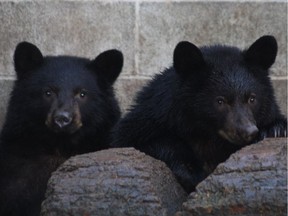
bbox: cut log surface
[41,147,187,216]
[177,138,287,216]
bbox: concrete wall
[0,0,287,129]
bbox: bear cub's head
[173,36,278,145]
[13,42,123,134]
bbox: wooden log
[41,147,187,216]
[177,138,287,216]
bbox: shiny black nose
[244,125,259,141]
[54,112,72,128]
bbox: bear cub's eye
[80,92,86,98]
[78,90,87,99]
[216,96,225,105]
[44,90,53,97]
[248,94,256,104]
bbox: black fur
[112,35,287,193]
[0,42,123,216]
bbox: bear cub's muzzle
[45,102,82,134]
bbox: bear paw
[260,119,287,139]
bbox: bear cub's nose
[54,111,73,128]
[244,125,259,141]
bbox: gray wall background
[0,0,287,129]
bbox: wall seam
[134,0,140,75]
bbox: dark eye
[44,90,52,97]
[79,90,87,98]
[216,96,225,105]
[248,94,256,104]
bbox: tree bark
[41,148,187,216]
[177,138,287,216]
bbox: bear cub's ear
[173,41,206,79]
[14,41,44,80]
[90,49,123,85]
[244,35,277,70]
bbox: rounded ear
[173,41,205,78]
[14,41,44,80]
[90,49,123,85]
[244,35,277,70]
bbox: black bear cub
[0,42,123,216]
[112,35,287,193]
